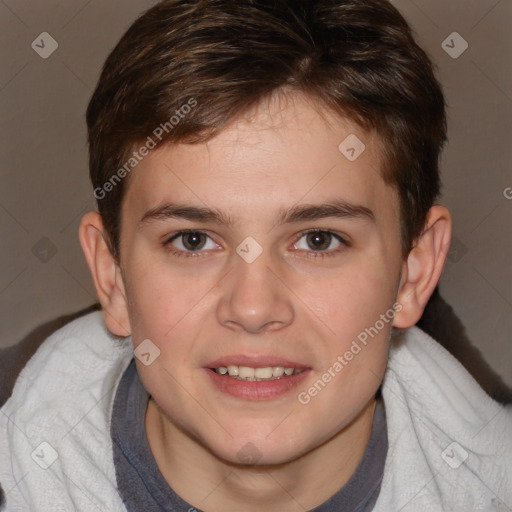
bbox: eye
[292,229,348,257]
[164,230,219,257]
[163,228,349,260]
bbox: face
[118,92,404,465]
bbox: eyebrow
[138,198,375,228]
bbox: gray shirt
[111,359,387,511]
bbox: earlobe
[393,205,452,329]
[78,211,131,337]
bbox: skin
[80,91,451,511]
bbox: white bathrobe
[1,311,511,511]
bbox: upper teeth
[215,365,300,380]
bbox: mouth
[204,358,311,400]
[209,365,305,381]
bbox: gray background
[1,0,511,386]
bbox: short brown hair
[86,0,446,262]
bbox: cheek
[124,258,208,335]
[303,275,393,403]
[123,261,219,376]
[299,264,397,340]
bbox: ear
[78,211,131,337]
[393,205,452,329]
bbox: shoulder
[0,305,102,408]
[375,326,512,511]
[385,325,512,439]
[1,310,134,419]
[0,311,133,511]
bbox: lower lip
[204,368,311,400]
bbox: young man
[1,0,511,511]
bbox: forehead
[122,93,399,229]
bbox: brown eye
[180,232,207,251]
[306,231,332,251]
[294,229,350,257]
[165,230,218,256]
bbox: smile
[212,365,304,381]
[205,365,311,400]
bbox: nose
[216,249,294,334]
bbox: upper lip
[205,355,310,369]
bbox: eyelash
[162,229,349,260]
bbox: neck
[145,397,377,512]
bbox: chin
[206,431,312,468]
